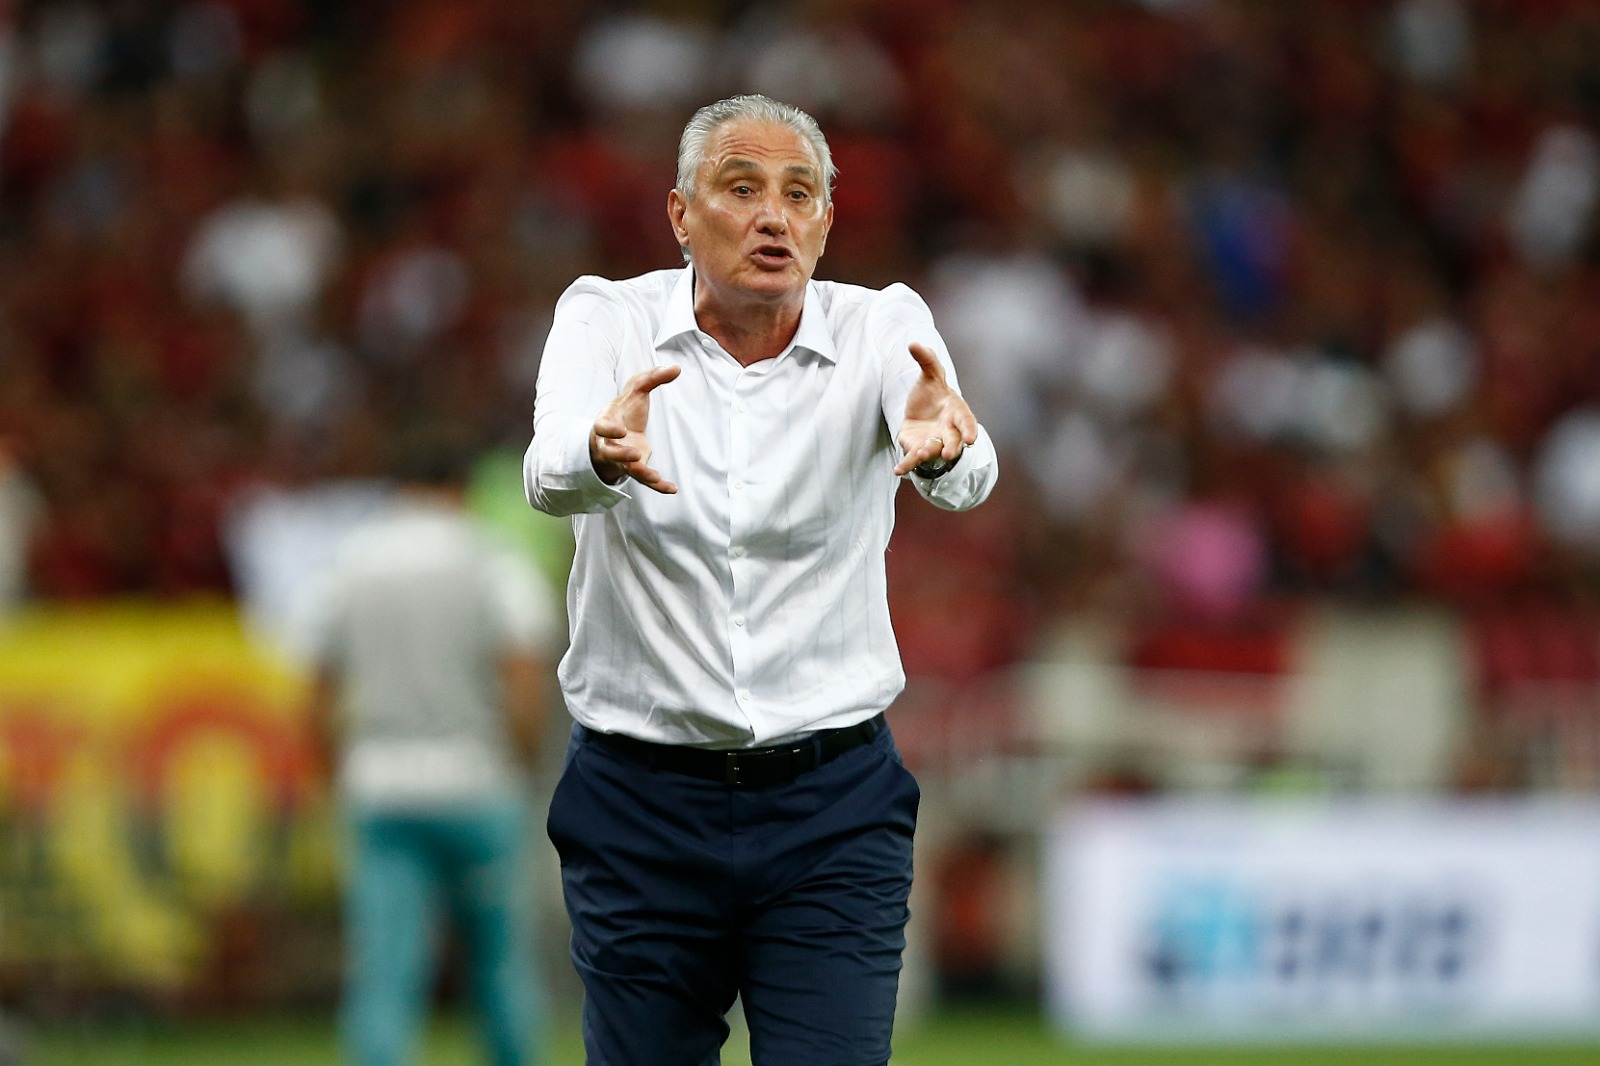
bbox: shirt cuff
[528,419,632,515]
[908,425,997,511]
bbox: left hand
[894,342,979,476]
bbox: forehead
[698,119,820,176]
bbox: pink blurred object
[1141,500,1268,625]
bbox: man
[524,94,998,1065]
[306,433,558,1066]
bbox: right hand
[893,342,978,476]
[591,364,682,493]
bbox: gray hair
[675,94,835,205]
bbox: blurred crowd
[1,0,1600,676]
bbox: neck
[693,281,805,367]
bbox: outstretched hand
[894,342,978,476]
[592,364,682,493]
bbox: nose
[754,191,788,234]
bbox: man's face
[668,118,833,314]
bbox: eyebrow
[715,158,819,185]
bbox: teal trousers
[341,797,541,1066]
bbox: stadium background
[2,0,1600,1061]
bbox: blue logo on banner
[1140,876,1482,1013]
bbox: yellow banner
[0,601,336,996]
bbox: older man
[525,94,998,1065]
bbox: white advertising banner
[1045,798,1600,1042]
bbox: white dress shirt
[524,266,998,748]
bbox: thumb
[631,363,683,397]
[908,342,945,380]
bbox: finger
[959,398,979,434]
[946,419,977,457]
[628,363,683,396]
[593,416,627,440]
[907,342,945,380]
[922,430,961,463]
[892,451,938,476]
[600,444,643,466]
[627,463,677,494]
[892,434,944,476]
[946,400,979,450]
[924,426,960,461]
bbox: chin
[740,274,803,297]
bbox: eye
[788,189,810,202]
[732,184,753,196]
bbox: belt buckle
[724,745,807,787]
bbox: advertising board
[1046,798,1600,1041]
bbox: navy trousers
[547,722,920,1066]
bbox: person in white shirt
[307,433,557,1066]
[524,93,998,1066]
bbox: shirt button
[738,689,752,703]
[733,614,746,627]
[736,402,748,414]
[732,480,744,492]
[732,546,746,558]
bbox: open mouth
[751,245,793,268]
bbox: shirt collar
[653,266,700,349]
[653,265,838,364]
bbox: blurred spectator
[571,11,714,116]
[304,429,558,1066]
[1183,166,1295,326]
[722,1,906,128]
[1508,124,1600,273]
[1534,405,1600,582]
[1137,494,1269,627]
[1384,315,1478,419]
[355,239,469,364]
[1389,0,1471,90]
[1207,343,1387,457]
[181,182,340,337]
[0,0,1596,641]
[927,240,1086,458]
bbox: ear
[818,199,834,257]
[667,189,690,251]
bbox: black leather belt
[585,713,886,788]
